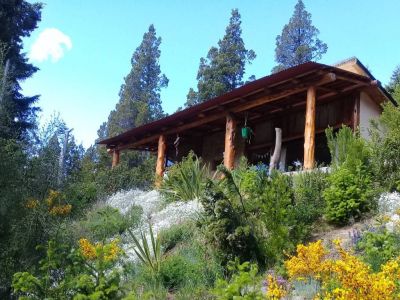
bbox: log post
[304,86,316,169]
[269,128,282,170]
[111,149,120,168]
[224,114,237,170]
[155,134,167,187]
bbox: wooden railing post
[224,114,237,170]
[155,134,167,187]
[304,86,316,169]
[111,149,120,168]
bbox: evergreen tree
[0,0,43,140]
[185,9,256,107]
[273,0,327,73]
[107,25,168,137]
[387,65,400,97]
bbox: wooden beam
[304,86,316,169]
[224,114,237,170]
[155,134,167,187]
[111,149,120,168]
[117,73,336,151]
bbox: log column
[304,86,316,170]
[155,134,167,187]
[224,114,237,170]
[111,149,120,168]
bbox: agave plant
[127,222,162,273]
[160,151,208,202]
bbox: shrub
[356,228,400,272]
[213,260,264,299]
[324,164,375,225]
[370,102,400,191]
[158,222,194,253]
[290,169,328,242]
[280,239,400,299]
[159,254,192,290]
[160,151,208,202]
[324,126,375,225]
[78,204,142,241]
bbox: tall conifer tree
[106,25,168,137]
[185,9,256,107]
[0,0,42,140]
[273,0,327,73]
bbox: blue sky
[22,0,400,148]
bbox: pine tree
[107,25,168,137]
[185,9,256,107]
[0,0,43,140]
[387,65,400,96]
[273,0,327,72]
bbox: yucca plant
[127,222,162,273]
[160,151,208,202]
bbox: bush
[290,169,328,242]
[356,228,400,272]
[158,222,194,253]
[324,126,375,225]
[370,102,400,191]
[159,255,192,290]
[240,168,294,265]
[213,260,264,299]
[160,151,208,202]
[77,204,142,241]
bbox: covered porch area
[98,61,386,182]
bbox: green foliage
[128,223,162,274]
[357,228,400,272]
[160,151,208,202]
[370,102,400,191]
[290,168,328,243]
[213,260,263,299]
[0,0,43,140]
[185,9,255,106]
[200,161,295,267]
[324,126,375,225]
[77,205,142,241]
[273,0,327,72]
[158,222,194,253]
[106,24,168,136]
[12,239,124,300]
[159,255,192,290]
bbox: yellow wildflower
[104,239,121,262]
[49,204,72,216]
[285,240,331,280]
[79,238,97,260]
[266,274,286,300]
[25,198,39,209]
[46,189,60,207]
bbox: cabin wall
[359,91,381,139]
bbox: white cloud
[29,28,72,63]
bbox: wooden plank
[155,135,166,187]
[224,114,236,170]
[117,73,337,151]
[353,94,360,130]
[304,86,316,169]
[111,149,120,168]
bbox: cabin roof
[98,59,395,151]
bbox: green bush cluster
[324,126,375,225]
[290,168,328,243]
[357,228,400,272]
[74,205,143,241]
[160,151,208,202]
[370,102,400,191]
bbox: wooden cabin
[98,58,395,179]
